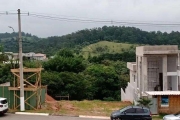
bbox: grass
[9,100,163,119]
[80,41,138,58]
[30,100,132,116]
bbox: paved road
[0,113,109,120]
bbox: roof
[145,91,180,95]
[33,54,46,57]
[136,45,179,56]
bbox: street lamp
[8,23,25,111]
[8,26,18,60]
[8,26,15,33]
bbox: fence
[0,86,46,110]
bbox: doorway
[150,98,158,114]
[159,73,163,91]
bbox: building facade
[121,45,180,114]
[12,52,47,61]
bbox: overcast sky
[0,0,180,38]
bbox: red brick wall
[158,95,180,114]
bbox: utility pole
[18,9,25,111]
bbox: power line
[25,11,180,24]
[25,13,180,27]
[2,10,180,27]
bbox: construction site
[0,67,60,111]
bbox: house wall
[158,95,180,114]
[137,56,142,93]
[121,82,135,103]
[147,57,160,91]
[172,76,178,90]
[167,55,177,72]
[130,70,137,89]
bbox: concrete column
[163,55,167,91]
[177,53,180,90]
[139,56,142,94]
[136,56,139,89]
[143,56,148,92]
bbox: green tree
[137,97,152,108]
[44,49,85,73]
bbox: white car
[163,112,180,120]
[0,97,8,114]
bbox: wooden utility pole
[18,9,25,111]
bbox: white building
[12,52,47,61]
[121,45,180,114]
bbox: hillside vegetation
[0,32,40,53]
[1,26,180,56]
[0,26,180,101]
[81,41,138,58]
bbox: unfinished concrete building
[121,45,180,114]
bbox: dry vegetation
[11,98,162,120]
[36,100,131,116]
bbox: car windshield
[119,107,129,112]
[0,99,7,104]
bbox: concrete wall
[127,62,136,71]
[137,56,142,92]
[147,57,160,91]
[121,82,135,103]
[167,55,177,72]
[136,47,144,56]
[121,88,126,101]
[130,71,137,89]
[136,45,179,56]
[172,76,178,91]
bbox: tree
[137,97,152,108]
[43,49,86,73]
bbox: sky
[0,0,180,38]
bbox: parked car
[110,106,152,120]
[0,97,8,115]
[163,111,180,120]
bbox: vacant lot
[41,100,131,116]
[9,96,162,120]
[28,100,162,120]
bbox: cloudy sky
[0,0,180,38]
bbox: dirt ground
[42,94,131,116]
[35,94,161,119]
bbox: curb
[50,113,79,117]
[15,112,49,116]
[14,112,110,119]
[79,115,109,119]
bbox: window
[0,99,7,104]
[126,108,136,113]
[134,75,136,82]
[161,95,169,107]
[143,109,148,113]
[136,108,144,113]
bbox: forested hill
[1,26,180,56]
[0,32,40,53]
